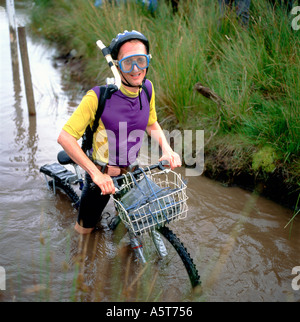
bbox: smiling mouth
[121,70,144,88]
[129,72,142,79]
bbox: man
[57,30,181,234]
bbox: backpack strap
[142,79,152,103]
[92,84,120,132]
[81,84,117,154]
[91,85,107,133]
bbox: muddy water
[0,1,299,302]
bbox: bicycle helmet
[109,30,150,60]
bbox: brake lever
[158,160,170,170]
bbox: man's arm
[57,129,115,194]
[146,121,181,169]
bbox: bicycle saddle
[57,150,75,165]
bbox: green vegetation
[29,0,299,209]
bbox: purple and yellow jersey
[63,79,157,166]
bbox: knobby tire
[157,225,201,288]
[48,179,80,208]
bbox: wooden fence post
[6,0,21,93]
[17,26,36,116]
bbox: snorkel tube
[96,40,121,90]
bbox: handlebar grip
[158,159,170,169]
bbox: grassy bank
[29,0,299,209]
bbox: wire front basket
[113,168,188,235]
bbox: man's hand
[92,172,115,195]
[159,150,181,170]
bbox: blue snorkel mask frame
[115,54,152,73]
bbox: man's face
[117,40,147,89]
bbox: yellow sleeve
[147,81,157,126]
[62,90,98,140]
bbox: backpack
[81,81,152,155]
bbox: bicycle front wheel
[138,225,200,300]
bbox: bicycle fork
[129,229,168,264]
[151,229,168,257]
[129,231,146,263]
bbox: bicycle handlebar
[112,160,169,185]
[90,160,170,193]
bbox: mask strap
[121,75,145,110]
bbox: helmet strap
[120,72,146,110]
[121,72,141,89]
[120,66,148,89]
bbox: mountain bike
[40,151,201,288]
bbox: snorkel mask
[115,54,152,73]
